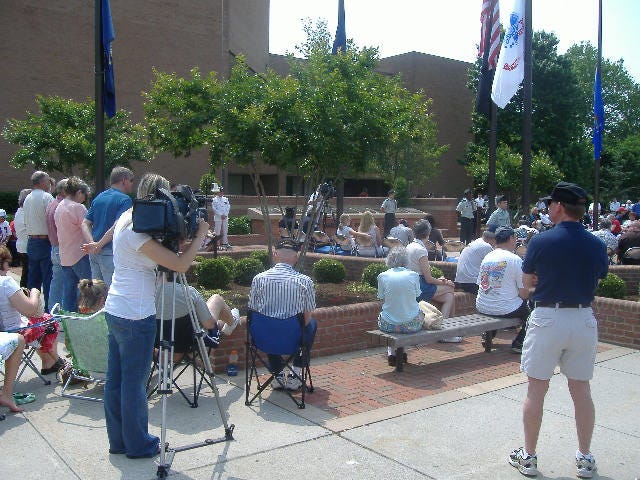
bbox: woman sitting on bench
[406,220,461,343]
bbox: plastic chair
[245,310,313,409]
[55,308,108,402]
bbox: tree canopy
[2,95,151,178]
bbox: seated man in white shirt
[476,227,530,353]
[454,229,496,294]
[388,218,414,246]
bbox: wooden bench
[366,313,521,371]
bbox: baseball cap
[541,181,587,206]
[494,226,515,243]
[275,239,300,252]
[0,209,5,218]
[617,206,627,213]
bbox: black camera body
[132,185,207,247]
[319,182,336,199]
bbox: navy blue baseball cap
[541,181,587,206]
[494,226,515,243]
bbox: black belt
[534,302,591,309]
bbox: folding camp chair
[5,316,62,386]
[245,310,313,409]
[146,316,216,408]
[54,308,108,402]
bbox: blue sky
[269,0,639,82]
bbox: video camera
[132,185,208,249]
[319,181,336,199]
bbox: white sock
[523,449,535,458]
[576,449,593,460]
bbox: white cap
[211,182,221,193]
[0,209,6,217]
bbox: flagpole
[95,0,105,193]
[593,0,603,228]
[521,0,532,217]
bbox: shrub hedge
[195,258,231,290]
[233,257,264,286]
[596,272,627,299]
[361,262,388,288]
[313,258,346,283]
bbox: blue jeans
[61,256,91,312]
[27,238,52,310]
[49,246,64,311]
[89,245,114,289]
[104,313,159,457]
[268,318,318,374]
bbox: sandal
[12,392,36,405]
[41,358,66,375]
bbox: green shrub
[430,265,444,279]
[250,250,271,270]
[228,215,251,235]
[596,272,626,299]
[346,282,377,295]
[217,255,236,278]
[361,262,388,288]
[234,257,264,286]
[194,258,231,290]
[313,258,346,283]
[194,255,206,263]
[392,176,409,207]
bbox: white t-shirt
[476,248,524,316]
[336,225,356,248]
[14,208,28,253]
[23,189,54,235]
[0,220,11,244]
[377,267,421,325]
[105,210,157,320]
[0,275,27,331]
[455,238,493,284]
[406,239,429,276]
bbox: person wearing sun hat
[508,181,608,478]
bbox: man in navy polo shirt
[508,182,607,479]
[81,167,134,288]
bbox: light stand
[154,269,234,479]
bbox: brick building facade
[1,0,473,199]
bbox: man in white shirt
[476,227,530,353]
[22,171,55,309]
[389,219,414,245]
[454,229,495,294]
[211,183,231,249]
[608,198,620,213]
[456,189,477,245]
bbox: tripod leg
[177,273,233,436]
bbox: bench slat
[366,314,521,348]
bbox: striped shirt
[248,263,315,319]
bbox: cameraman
[98,173,209,460]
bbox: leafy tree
[2,95,151,178]
[143,68,222,158]
[465,143,563,204]
[600,134,640,201]
[565,42,640,143]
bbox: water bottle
[226,349,239,376]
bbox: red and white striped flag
[479,0,501,69]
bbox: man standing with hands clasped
[508,182,608,478]
[380,189,398,237]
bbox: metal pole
[521,0,533,215]
[593,0,603,228]
[488,103,497,214]
[95,0,105,193]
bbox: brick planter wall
[592,296,640,349]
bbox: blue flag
[592,67,604,160]
[332,0,346,54]
[102,0,116,118]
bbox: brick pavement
[281,331,610,418]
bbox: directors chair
[245,310,313,409]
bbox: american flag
[479,0,501,70]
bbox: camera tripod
[154,270,234,479]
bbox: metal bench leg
[482,331,493,352]
[395,347,405,372]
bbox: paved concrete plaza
[1,333,638,479]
